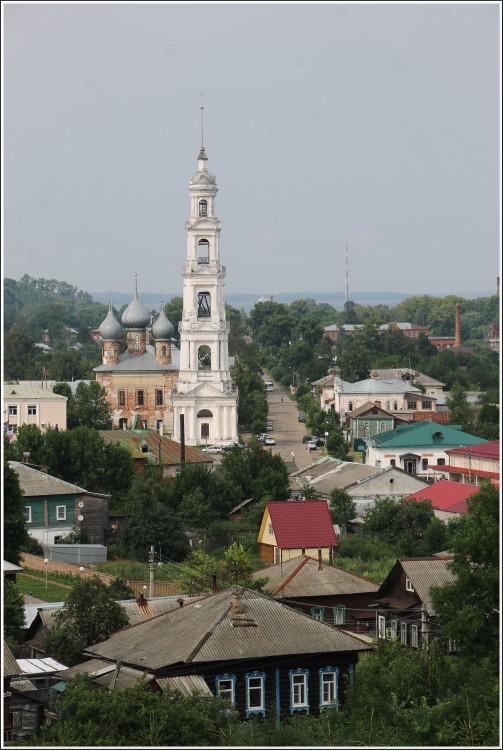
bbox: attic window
[405,577,414,592]
[433,431,444,440]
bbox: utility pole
[149,545,155,599]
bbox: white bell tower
[172,106,238,446]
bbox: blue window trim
[319,667,339,710]
[215,673,236,705]
[332,604,346,625]
[245,671,266,717]
[289,668,310,714]
[310,606,324,621]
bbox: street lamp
[44,558,48,590]
[79,566,85,577]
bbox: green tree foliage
[163,296,183,344]
[45,576,129,666]
[446,383,474,431]
[474,390,500,439]
[231,354,267,431]
[3,325,38,380]
[37,679,230,746]
[220,442,290,501]
[107,578,136,600]
[3,580,26,644]
[362,496,435,556]
[66,380,113,429]
[3,456,29,565]
[329,488,356,526]
[430,482,499,661]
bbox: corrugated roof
[407,480,479,514]
[399,558,456,614]
[17,657,67,675]
[336,378,421,395]
[9,462,95,498]
[4,641,21,677]
[370,421,489,449]
[252,556,379,596]
[3,384,67,400]
[290,460,380,496]
[446,440,500,461]
[10,678,37,693]
[267,501,338,549]
[3,560,24,572]
[157,675,212,696]
[94,348,180,372]
[85,587,371,671]
[99,430,212,466]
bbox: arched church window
[134,336,141,350]
[199,200,208,217]
[198,292,211,318]
[197,409,213,418]
[161,346,167,357]
[197,239,209,264]
[198,345,211,370]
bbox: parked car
[266,422,274,431]
[298,413,307,423]
[264,436,276,445]
[256,433,268,442]
[222,442,245,450]
[307,440,318,450]
[302,434,314,443]
[315,437,326,446]
[202,445,222,453]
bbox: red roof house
[407,479,479,517]
[432,440,500,487]
[257,500,337,565]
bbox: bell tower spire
[172,106,238,446]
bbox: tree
[67,380,112,429]
[220,442,290,501]
[3,325,38,380]
[362,496,435,555]
[4,580,26,644]
[430,482,499,660]
[107,578,136,600]
[446,383,473,432]
[3,456,29,565]
[329,488,356,526]
[45,576,129,666]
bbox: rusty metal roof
[84,588,371,672]
[252,555,379,597]
[99,430,213,466]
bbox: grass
[331,555,396,585]
[15,572,72,602]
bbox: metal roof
[370,421,489,449]
[267,501,338,549]
[10,462,99,498]
[290,460,378,495]
[407,479,479,515]
[252,555,379,596]
[3,384,67,400]
[94,348,180,372]
[446,440,500,461]
[84,588,371,671]
[3,560,24,572]
[17,657,68,675]
[382,558,456,615]
[98,430,213,466]
[335,378,421,395]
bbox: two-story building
[3,385,67,437]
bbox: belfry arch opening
[197,291,211,318]
[198,345,211,370]
[198,199,208,217]
[197,239,209,264]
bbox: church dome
[98,304,123,341]
[121,288,151,329]
[152,307,174,340]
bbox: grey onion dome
[121,291,151,329]
[98,304,124,341]
[152,307,174,340]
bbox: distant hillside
[91,289,493,312]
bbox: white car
[306,440,318,450]
[264,436,276,446]
[202,445,222,453]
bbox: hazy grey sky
[2,2,501,300]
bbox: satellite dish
[78,501,84,508]
[77,515,84,522]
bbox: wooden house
[252,555,379,635]
[61,587,372,720]
[257,500,337,564]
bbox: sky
[2,1,501,302]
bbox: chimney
[231,592,244,615]
[318,548,323,571]
[454,303,462,347]
[22,452,30,464]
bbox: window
[201,423,209,439]
[161,346,167,357]
[437,458,445,466]
[290,669,309,713]
[423,400,432,409]
[24,506,32,523]
[57,506,66,521]
[380,421,386,431]
[215,674,236,705]
[390,619,398,639]
[155,389,163,406]
[197,291,211,317]
[199,199,208,217]
[136,390,145,406]
[394,401,398,410]
[333,606,346,625]
[411,624,419,648]
[401,622,408,645]
[348,401,353,411]
[422,458,429,469]
[118,390,126,407]
[319,668,338,708]
[197,239,210,263]
[408,401,417,409]
[268,523,273,535]
[390,459,396,467]
[198,345,211,370]
[378,615,386,639]
[119,418,128,430]
[405,577,414,592]
[310,607,324,622]
[245,672,265,717]
[8,405,18,416]
[27,405,37,416]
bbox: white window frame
[290,669,309,713]
[8,405,18,416]
[27,404,37,416]
[24,506,32,523]
[245,672,265,717]
[215,674,236,706]
[405,577,415,592]
[411,624,419,648]
[56,505,67,521]
[319,668,338,709]
[310,606,324,622]
[401,622,408,645]
[390,619,398,639]
[378,615,386,639]
[333,605,346,625]
[268,522,273,535]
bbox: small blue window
[333,605,346,625]
[245,672,265,717]
[319,668,339,709]
[289,669,309,714]
[215,674,236,706]
[310,606,324,622]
